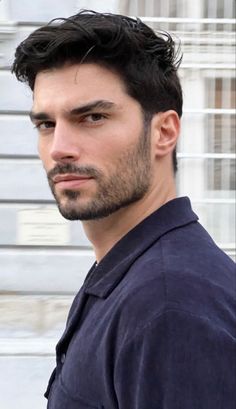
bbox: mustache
[47,163,101,181]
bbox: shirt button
[61,353,66,364]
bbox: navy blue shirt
[45,197,236,409]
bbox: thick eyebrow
[29,111,51,123]
[70,100,116,116]
[30,100,116,123]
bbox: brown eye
[84,113,106,123]
[35,121,55,130]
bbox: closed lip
[53,174,92,183]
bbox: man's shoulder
[159,219,235,292]
[128,218,235,289]
[117,220,235,338]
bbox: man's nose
[50,122,80,164]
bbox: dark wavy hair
[12,10,183,172]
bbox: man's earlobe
[152,110,180,157]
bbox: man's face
[32,63,152,220]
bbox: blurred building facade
[0,0,235,408]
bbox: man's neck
[82,182,176,263]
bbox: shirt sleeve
[114,308,235,409]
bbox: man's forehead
[33,62,123,87]
[33,63,127,103]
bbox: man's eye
[84,113,106,123]
[35,121,55,130]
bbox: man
[12,10,235,409]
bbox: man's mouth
[52,174,93,189]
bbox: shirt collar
[84,197,198,299]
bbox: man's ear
[151,110,180,157]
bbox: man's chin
[56,203,83,221]
[56,201,116,221]
[56,202,93,221]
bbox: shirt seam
[119,305,230,351]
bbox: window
[205,77,235,192]
[204,0,235,31]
